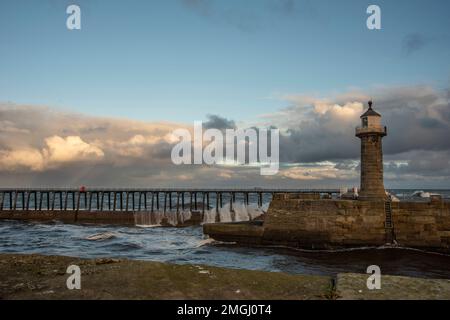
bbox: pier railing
[0,188,341,213]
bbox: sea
[0,189,449,279]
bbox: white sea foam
[196,238,216,247]
[201,202,266,225]
[412,190,431,198]
[135,224,161,228]
[85,232,116,241]
[134,201,267,227]
[264,244,450,256]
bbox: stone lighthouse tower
[356,101,387,200]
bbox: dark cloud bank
[1,85,449,188]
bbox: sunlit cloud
[1,83,449,188]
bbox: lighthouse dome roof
[360,101,381,118]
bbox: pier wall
[261,194,450,250]
[392,201,450,248]
[0,210,137,225]
[262,195,386,249]
[0,210,203,226]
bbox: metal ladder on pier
[384,201,396,243]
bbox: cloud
[253,85,450,187]
[1,84,450,188]
[268,0,317,19]
[0,148,45,172]
[180,0,260,32]
[181,0,211,17]
[0,104,254,187]
[402,33,432,56]
[280,162,358,181]
[0,104,183,172]
[260,85,450,165]
[203,114,236,130]
[43,136,104,163]
[273,0,296,15]
[0,135,104,172]
[180,0,316,32]
[0,120,30,134]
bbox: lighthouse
[356,101,387,200]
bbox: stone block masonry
[262,195,387,249]
[392,201,450,249]
[260,194,450,251]
[358,134,386,200]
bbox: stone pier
[204,193,450,252]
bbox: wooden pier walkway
[0,188,340,213]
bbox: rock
[42,290,54,295]
[336,273,450,300]
[94,258,121,265]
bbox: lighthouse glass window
[362,117,368,127]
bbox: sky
[0,0,449,188]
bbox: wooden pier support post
[0,192,4,211]
[100,192,104,211]
[156,192,160,210]
[51,192,56,210]
[113,192,117,211]
[76,192,81,212]
[144,192,147,211]
[230,193,233,212]
[202,192,205,214]
[125,192,129,212]
[169,192,172,211]
[30,192,34,211]
[190,193,193,211]
[176,192,180,214]
[56,192,60,210]
[58,192,63,210]
[25,192,31,211]
[138,192,142,211]
[21,192,25,211]
[163,192,167,213]
[88,192,93,211]
[39,192,43,211]
[64,192,69,210]
[33,191,37,211]
[215,192,219,213]
[194,193,198,211]
[181,192,185,210]
[151,192,154,213]
[13,191,18,211]
[206,193,209,210]
[71,192,75,211]
[45,192,50,210]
